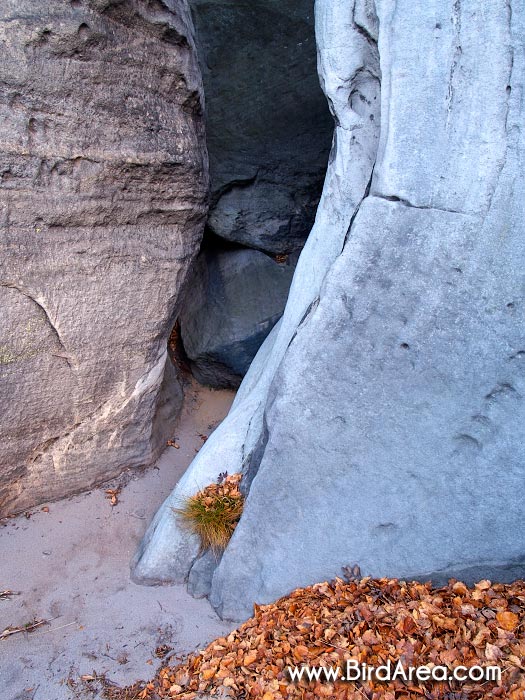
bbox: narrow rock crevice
[371,193,469,216]
[445,0,462,125]
[132,0,383,603]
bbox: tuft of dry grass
[173,473,244,552]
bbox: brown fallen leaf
[155,644,173,658]
[496,610,519,631]
[342,564,361,581]
[243,651,257,666]
[167,440,180,449]
[485,641,504,662]
[105,488,121,506]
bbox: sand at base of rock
[0,380,236,700]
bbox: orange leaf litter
[108,577,524,700]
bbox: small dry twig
[38,620,77,635]
[0,589,18,601]
[0,618,48,639]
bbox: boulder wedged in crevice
[179,246,298,389]
[177,0,336,393]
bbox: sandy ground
[0,381,236,700]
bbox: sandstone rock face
[190,0,333,254]
[180,248,297,389]
[0,0,206,517]
[134,0,525,621]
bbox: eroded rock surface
[135,0,525,621]
[0,0,206,516]
[133,0,380,588]
[180,248,297,389]
[190,0,333,254]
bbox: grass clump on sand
[173,472,244,552]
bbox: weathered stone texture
[135,0,525,622]
[0,0,206,516]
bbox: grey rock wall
[180,248,297,389]
[134,0,525,621]
[190,0,333,254]
[0,0,206,517]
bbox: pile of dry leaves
[110,577,524,700]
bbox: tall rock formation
[134,0,525,621]
[0,0,207,517]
